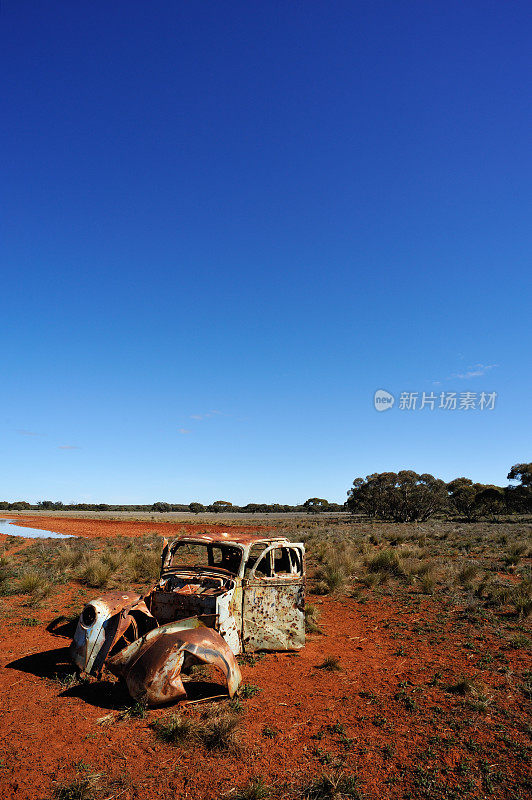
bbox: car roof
[168,531,292,547]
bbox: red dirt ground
[0,514,270,540]
[0,517,530,799]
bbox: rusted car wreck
[70,532,305,705]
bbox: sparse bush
[446,676,475,696]
[77,557,113,588]
[52,671,79,690]
[420,572,437,594]
[53,775,100,800]
[314,544,357,594]
[0,556,18,595]
[240,683,261,698]
[504,543,527,567]
[228,697,243,714]
[305,603,322,634]
[261,724,279,739]
[508,633,530,649]
[123,548,160,583]
[512,578,532,618]
[152,713,198,745]
[479,576,532,617]
[316,656,341,672]
[456,563,479,588]
[367,549,402,578]
[233,777,271,800]
[19,571,52,605]
[118,700,147,720]
[101,550,120,572]
[302,770,360,800]
[198,705,241,750]
[522,673,532,701]
[56,544,84,572]
[152,705,241,751]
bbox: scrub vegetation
[0,512,530,800]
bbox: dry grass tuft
[152,704,242,751]
[305,603,322,634]
[77,556,113,588]
[19,571,52,605]
[316,656,341,672]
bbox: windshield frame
[163,541,245,576]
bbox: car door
[241,543,305,651]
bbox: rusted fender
[107,617,242,705]
[70,591,143,675]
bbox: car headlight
[81,604,97,628]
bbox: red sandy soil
[0,515,270,541]
[0,517,530,799]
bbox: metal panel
[242,543,305,652]
[242,579,305,651]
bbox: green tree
[347,472,447,522]
[507,463,532,487]
[152,501,171,513]
[475,486,505,517]
[211,500,233,513]
[506,462,532,513]
[447,478,480,521]
[303,498,329,514]
[188,502,205,514]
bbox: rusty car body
[70,531,305,704]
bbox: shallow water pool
[0,518,74,539]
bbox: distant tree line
[0,498,345,514]
[1,462,530,521]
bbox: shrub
[152,713,197,745]
[302,770,360,799]
[152,705,241,751]
[512,578,532,618]
[233,777,271,800]
[314,544,356,594]
[367,549,402,577]
[198,705,241,751]
[456,564,479,588]
[0,556,17,595]
[77,557,113,588]
[123,549,160,583]
[316,656,341,672]
[240,684,261,698]
[56,544,84,572]
[305,603,322,634]
[19,571,52,605]
[53,775,100,800]
[446,676,475,696]
[504,543,527,567]
[347,471,448,522]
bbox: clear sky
[2,1,531,505]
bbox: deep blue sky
[2,1,531,504]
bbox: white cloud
[452,363,498,380]
[17,429,41,436]
[178,428,191,435]
[58,445,80,450]
[189,410,223,421]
